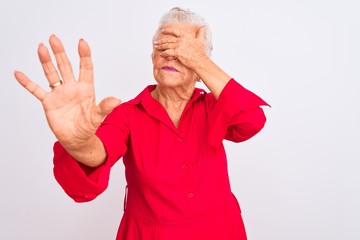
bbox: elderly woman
[14,7,268,240]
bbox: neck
[151,85,194,127]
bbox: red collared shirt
[53,79,269,239]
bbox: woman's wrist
[196,58,231,99]
[60,135,107,167]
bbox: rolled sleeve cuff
[208,79,269,146]
[52,141,111,202]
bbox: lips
[162,66,179,72]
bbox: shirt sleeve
[206,78,270,146]
[53,105,130,203]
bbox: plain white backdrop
[1,0,359,239]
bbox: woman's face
[152,23,199,89]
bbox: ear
[196,25,206,41]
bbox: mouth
[162,66,179,72]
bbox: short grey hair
[153,7,213,57]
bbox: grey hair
[153,7,213,57]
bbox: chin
[156,76,185,88]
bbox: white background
[1,0,359,239]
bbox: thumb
[97,97,121,118]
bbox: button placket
[177,136,194,200]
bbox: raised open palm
[14,35,121,151]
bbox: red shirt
[53,79,269,239]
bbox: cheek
[152,54,163,69]
[152,60,163,80]
[152,59,160,72]
[153,65,159,79]
[183,69,197,80]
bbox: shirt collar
[124,85,206,134]
[124,85,206,106]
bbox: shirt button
[177,137,183,142]
[182,164,188,170]
[188,192,194,198]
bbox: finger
[161,28,184,38]
[49,35,76,83]
[78,39,94,84]
[154,42,177,50]
[154,35,178,45]
[160,49,177,58]
[96,97,121,119]
[165,56,178,61]
[38,43,62,87]
[14,71,47,101]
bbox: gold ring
[49,80,63,89]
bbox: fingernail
[38,43,46,50]
[153,40,158,44]
[153,44,159,48]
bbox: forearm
[195,57,232,99]
[59,135,107,168]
